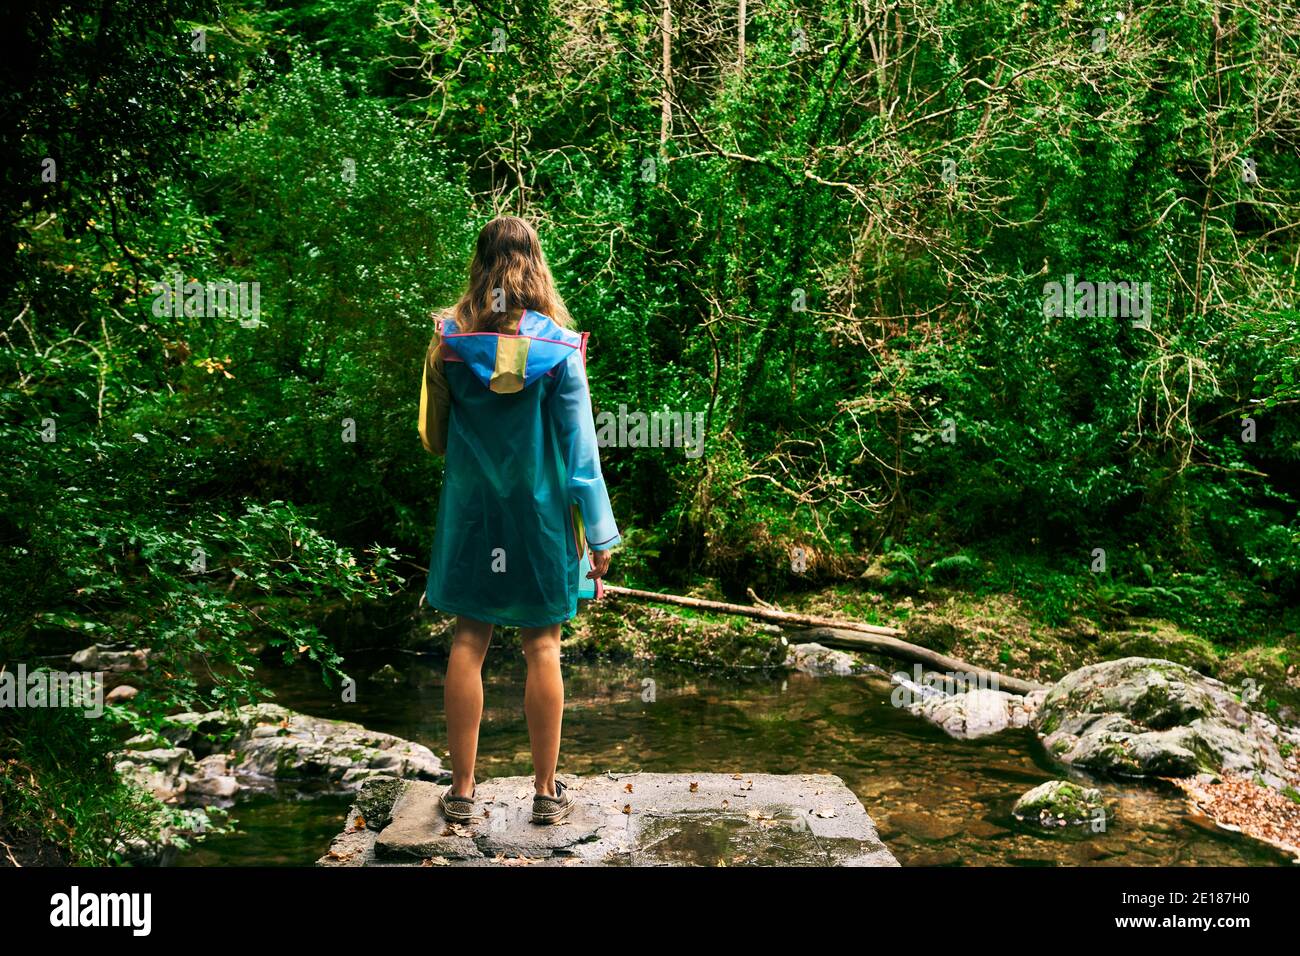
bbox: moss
[1092,742,1140,774]
[563,599,785,669]
[1124,681,1210,730]
[565,580,1261,695]
[904,616,959,652]
[1098,623,1218,675]
[1219,644,1296,709]
[352,776,406,830]
[1013,780,1105,827]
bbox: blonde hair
[450,216,572,332]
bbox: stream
[175,648,1287,867]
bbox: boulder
[1012,780,1106,828]
[105,684,138,704]
[910,687,1046,740]
[71,644,150,673]
[1033,657,1294,783]
[69,644,150,690]
[112,748,195,803]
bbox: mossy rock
[560,602,638,658]
[1034,657,1291,781]
[857,556,890,589]
[927,554,984,585]
[1013,780,1106,828]
[369,664,404,684]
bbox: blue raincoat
[419,309,620,627]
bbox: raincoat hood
[439,310,587,394]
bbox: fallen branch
[601,585,1047,695]
[786,627,1046,696]
[603,585,904,637]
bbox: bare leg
[444,616,493,797]
[520,624,564,797]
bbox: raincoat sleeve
[550,349,621,550]
[419,332,450,455]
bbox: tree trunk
[603,584,903,636]
[660,0,673,147]
[786,627,1046,695]
[737,0,746,73]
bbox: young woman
[419,216,620,825]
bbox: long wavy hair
[449,216,572,332]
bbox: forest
[1,0,1298,867]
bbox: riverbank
[551,580,1299,713]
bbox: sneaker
[532,779,574,825]
[440,785,476,822]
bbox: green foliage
[0,0,250,284]
[196,54,473,548]
[1,13,450,861]
[0,705,159,864]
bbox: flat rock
[171,703,443,795]
[116,704,445,811]
[319,773,898,867]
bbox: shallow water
[176,650,1287,867]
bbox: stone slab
[319,772,898,867]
